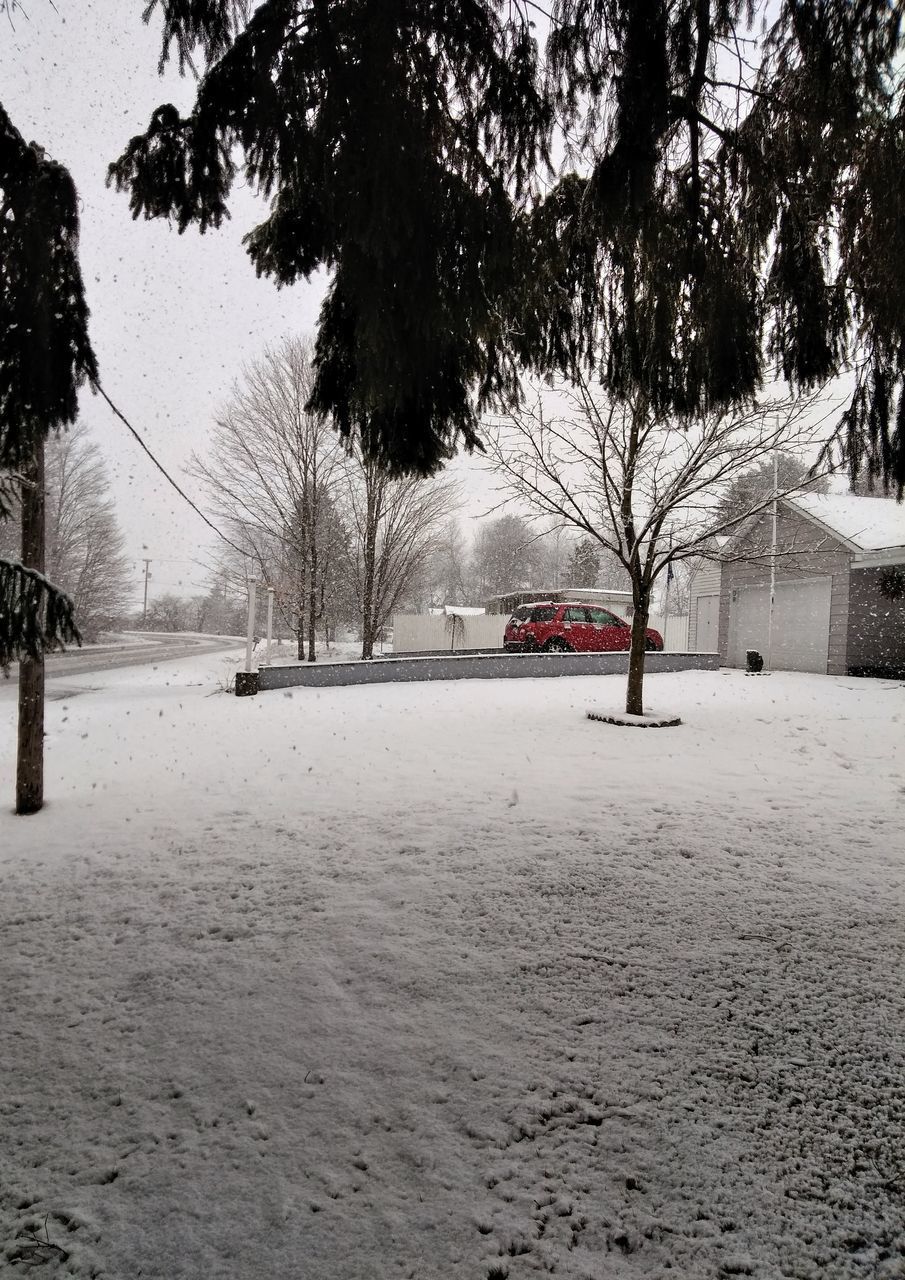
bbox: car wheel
[644,637,659,651]
[544,637,572,653]
[523,636,539,652]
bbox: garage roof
[786,493,905,554]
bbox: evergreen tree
[108,1,905,492]
[0,103,97,667]
[566,538,601,589]
[713,453,830,528]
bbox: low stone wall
[257,650,720,692]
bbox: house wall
[845,565,905,676]
[687,560,722,649]
[718,508,852,674]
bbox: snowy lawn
[0,658,903,1279]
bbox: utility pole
[141,558,152,625]
[16,442,46,815]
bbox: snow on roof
[785,493,905,552]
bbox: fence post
[244,577,258,673]
[265,586,275,663]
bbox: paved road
[3,634,244,684]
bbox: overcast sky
[2,0,498,608]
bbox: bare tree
[341,448,460,658]
[485,378,836,715]
[0,423,131,642]
[423,519,472,608]
[471,514,548,599]
[190,338,345,661]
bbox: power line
[94,381,249,560]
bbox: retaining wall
[257,650,720,691]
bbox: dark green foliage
[567,538,601,589]
[110,1,905,491]
[144,0,248,72]
[0,104,98,472]
[110,0,550,476]
[0,559,80,671]
[0,103,97,663]
[714,452,829,527]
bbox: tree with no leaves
[471,514,545,600]
[486,377,836,715]
[42,423,132,640]
[190,337,345,662]
[0,423,132,642]
[341,447,460,660]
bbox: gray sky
[2,1,496,608]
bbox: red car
[503,601,664,653]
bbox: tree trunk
[307,543,317,662]
[360,482,378,660]
[625,592,650,717]
[17,444,46,815]
[360,548,376,661]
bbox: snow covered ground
[0,656,903,1279]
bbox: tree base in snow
[587,710,682,728]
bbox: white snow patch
[0,661,903,1278]
[788,492,905,552]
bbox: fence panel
[393,613,507,653]
[647,614,690,651]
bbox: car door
[589,608,631,650]
[561,605,593,650]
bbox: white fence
[393,613,506,652]
[393,611,691,653]
[647,614,690,652]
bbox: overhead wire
[93,381,250,561]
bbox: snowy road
[1,634,244,686]
[0,657,903,1278]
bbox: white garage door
[694,594,720,651]
[728,578,832,673]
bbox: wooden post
[16,442,46,815]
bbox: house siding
[718,508,852,674]
[687,561,722,650]
[845,565,905,676]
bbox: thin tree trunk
[17,443,46,815]
[625,588,650,717]
[307,542,317,662]
[360,519,377,660]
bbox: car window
[509,607,530,623]
[529,606,557,623]
[563,606,589,622]
[589,608,626,626]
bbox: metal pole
[265,586,274,664]
[245,577,258,673]
[767,451,778,669]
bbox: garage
[727,578,832,673]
